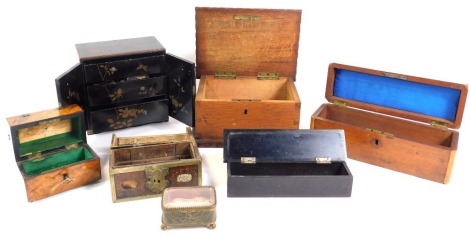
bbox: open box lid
[110,127,194,149]
[326,63,468,129]
[195,7,301,80]
[76,36,166,62]
[223,129,346,164]
[7,105,86,162]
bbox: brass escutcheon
[145,167,169,193]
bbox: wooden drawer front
[89,99,169,134]
[84,55,164,84]
[113,164,199,201]
[87,76,167,107]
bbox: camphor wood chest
[109,128,202,202]
[311,63,468,183]
[224,129,353,197]
[161,186,217,230]
[6,105,101,202]
[195,7,302,147]
[56,36,195,134]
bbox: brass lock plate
[145,166,169,193]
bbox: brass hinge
[333,100,347,107]
[65,143,79,150]
[215,71,236,79]
[241,157,256,164]
[28,152,43,162]
[257,72,279,80]
[431,120,448,129]
[315,157,331,164]
[365,128,394,137]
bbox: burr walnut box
[311,63,467,183]
[56,36,195,134]
[109,128,202,202]
[6,105,101,202]
[194,7,302,147]
[161,186,217,230]
[223,129,353,197]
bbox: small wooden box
[311,63,468,183]
[194,7,302,147]
[224,129,353,197]
[161,186,217,230]
[56,36,195,134]
[6,105,102,202]
[109,128,202,202]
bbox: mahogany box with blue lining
[311,63,467,183]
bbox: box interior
[229,162,350,176]
[22,146,93,175]
[162,187,215,209]
[201,76,296,100]
[333,68,462,122]
[112,141,193,167]
[317,104,455,148]
[17,117,84,157]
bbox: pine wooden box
[7,105,101,202]
[311,63,467,183]
[224,129,353,197]
[109,128,202,202]
[194,7,302,147]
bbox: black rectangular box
[223,129,353,197]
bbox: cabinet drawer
[84,55,164,84]
[89,99,169,134]
[87,76,167,107]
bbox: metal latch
[383,71,407,80]
[333,100,347,107]
[257,72,279,80]
[28,152,43,162]
[315,157,331,164]
[39,118,61,125]
[431,120,448,129]
[215,71,236,79]
[241,157,256,164]
[365,128,394,138]
[65,143,79,150]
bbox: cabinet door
[55,63,84,108]
[55,63,89,128]
[165,54,195,127]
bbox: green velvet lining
[18,117,84,157]
[22,147,93,175]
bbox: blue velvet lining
[333,69,461,121]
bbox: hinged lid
[223,129,347,163]
[76,36,165,62]
[195,7,301,80]
[7,105,86,162]
[110,127,194,149]
[326,63,468,129]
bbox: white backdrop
[0,1,469,235]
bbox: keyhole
[371,138,382,147]
[63,173,69,180]
[244,109,248,115]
